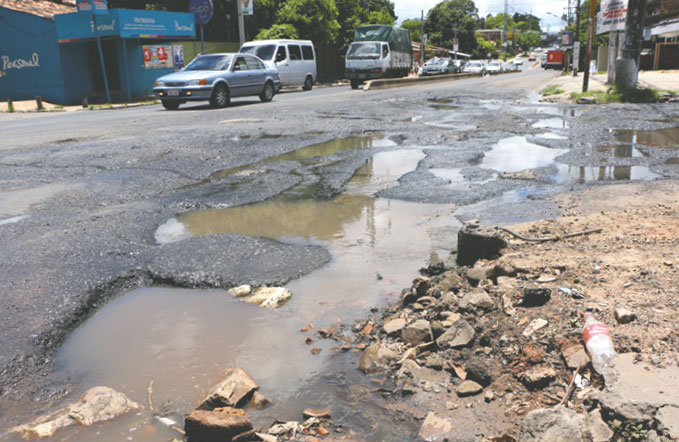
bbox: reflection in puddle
[425,121,477,130]
[536,132,567,140]
[427,98,455,104]
[613,127,679,149]
[209,136,396,182]
[596,144,649,158]
[429,104,460,110]
[554,164,659,183]
[532,118,569,129]
[666,157,679,165]
[482,136,567,173]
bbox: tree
[484,13,514,30]
[473,35,496,58]
[516,30,541,50]
[512,12,540,32]
[277,0,340,44]
[245,0,284,39]
[616,0,648,89]
[255,23,299,40]
[364,0,396,22]
[424,0,479,53]
[401,18,422,42]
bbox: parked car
[506,62,519,71]
[240,39,317,91]
[451,59,465,73]
[420,57,455,75]
[462,60,487,75]
[486,60,504,74]
[153,53,280,110]
[512,57,524,65]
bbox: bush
[541,84,564,96]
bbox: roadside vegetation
[541,84,565,96]
[571,86,663,103]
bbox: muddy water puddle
[482,136,567,172]
[612,127,679,149]
[532,118,570,129]
[554,164,660,183]
[53,143,457,441]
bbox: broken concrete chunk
[585,409,614,442]
[185,407,252,442]
[436,318,475,349]
[522,318,549,338]
[521,366,557,390]
[457,288,495,312]
[228,284,252,298]
[268,421,302,436]
[383,318,407,336]
[614,307,636,324]
[418,412,454,442]
[456,380,483,397]
[562,345,590,370]
[519,407,587,442]
[456,222,507,266]
[10,386,141,439]
[466,265,495,285]
[357,342,400,373]
[656,406,679,440]
[241,287,292,309]
[401,319,433,346]
[197,368,259,410]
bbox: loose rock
[521,366,557,390]
[196,368,259,410]
[228,284,252,298]
[241,287,292,309]
[401,319,433,346]
[436,318,475,349]
[418,412,454,442]
[11,386,141,438]
[522,318,549,338]
[614,307,636,324]
[383,318,407,336]
[518,407,587,441]
[184,407,252,442]
[457,380,483,397]
[457,288,495,312]
[357,342,400,373]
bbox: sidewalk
[540,69,679,102]
[0,99,159,113]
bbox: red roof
[0,0,76,20]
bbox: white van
[240,40,317,91]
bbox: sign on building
[597,0,628,34]
[76,0,108,16]
[142,45,173,69]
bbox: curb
[363,70,521,91]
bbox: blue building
[0,0,196,105]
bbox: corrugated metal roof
[0,0,76,20]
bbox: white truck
[344,25,413,89]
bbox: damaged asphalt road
[1,68,679,428]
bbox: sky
[393,0,571,33]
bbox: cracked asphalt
[1,68,678,429]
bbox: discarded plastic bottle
[583,312,617,373]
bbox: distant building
[644,0,679,69]
[0,0,196,104]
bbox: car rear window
[288,45,302,61]
[301,45,314,60]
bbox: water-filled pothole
[481,136,567,173]
[56,143,456,440]
[532,118,570,129]
[554,164,659,183]
[612,127,679,149]
[596,144,649,158]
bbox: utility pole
[420,10,425,67]
[503,0,508,61]
[582,0,597,91]
[573,0,581,75]
[237,0,245,47]
[615,0,649,89]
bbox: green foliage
[516,30,541,51]
[484,13,514,30]
[541,84,565,96]
[570,85,659,103]
[472,35,496,58]
[425,0,479,54]
[277,0,340,44]
[368,10,395,25]
[401,19,423,42]
[255,23,299,40]
[512,12,541,32]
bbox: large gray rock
[436,318,475,349]
[585,409,614,442]
[357,342,400,373]
[185,407,252,442]
[518,407,587,442]
[600,353,679,422]
[418,412,454,442]
[383,318,407,336]
[10,386,141,438]
[456,380,483,397]
[456,222,507,266]
[197,368,259,410]
[401,319,433,346]
[656,406,679,440]
[457,288,495,312]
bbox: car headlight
[188,79,208,86]
[155,80,165,87]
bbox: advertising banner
[597,0,628,34]
[241,0,253,16]
[561,31,573,46]
[172,44,185,70]
[142,45,174,69]
[76,0,108,16]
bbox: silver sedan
[153,53,280,110]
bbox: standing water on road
[51,139,459,441]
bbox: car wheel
[350,80,360,90]
[210,83,230,108]
[259,81,274,102]
[161,100,180,110]
[303,75,313,91]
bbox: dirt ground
[335,179,679,441]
